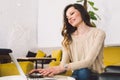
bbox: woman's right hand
[28,69,39,74]
[28,68,54,77]
[28,65,66,77]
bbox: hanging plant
[76,0,100,27]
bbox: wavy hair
[61,3,93,50]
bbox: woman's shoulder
[90,27,106,35]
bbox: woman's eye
[71,12,74,15]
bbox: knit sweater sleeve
[60,47,70,66]
[69,30,106,70]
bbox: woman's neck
[75,22,90,35]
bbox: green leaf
[76,0,84,2]
[88,1,98,11]
[89,11,97,20]
[88,1,94,7]
[93,7,98,11]
[90,15,97,20]
[89,11,95,16]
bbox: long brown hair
[61,3,93,50]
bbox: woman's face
[66,6,83,27]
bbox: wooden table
[17,57,56,69]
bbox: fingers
[29,69,42,74]
[38,68,55,77]
[29,69,38,74]
[48,72,54,77]
[29,67,56,77]
[39,69,52,77]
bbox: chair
[49,49,62,67]
[0,49,34,77]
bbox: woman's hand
[39,66,66,77]
[28,69,39,74]
[29,66,66,77]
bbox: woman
[29,3,106,80]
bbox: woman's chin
[71,24,76,27]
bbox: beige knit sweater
[60,28,106,73]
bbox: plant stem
[84,0,87,11]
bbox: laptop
[0,52,75,80]
[0,52,57,80]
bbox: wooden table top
[17,57,56,61]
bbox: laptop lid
[9,53,27,79]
